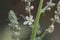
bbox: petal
[30,15,33,19]
[32,19,34,22]
[23,21,28,25]
[25,16,28,20]
[28,22,32,25]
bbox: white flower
[46,24,54,33]
[23,15,34,25]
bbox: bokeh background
[0,0,60,40]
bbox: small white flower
[23,15,34,25]
[46,24,54,33]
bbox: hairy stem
[30,0,43,40]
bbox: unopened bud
[30,6,34,9]
[46,24,54,33]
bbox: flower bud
[46,24,54,33]
[30,6,34,9]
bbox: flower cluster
[8,10,21,40]
[54,1,60,23]
[41,0,55,13]
[25,0,34,13]
[23,0,34,26]
[51,1,60,23]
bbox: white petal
[26,16,28,20]
[30,15,33,19]
[32,19,34,22]
[23,21,28,25]
[28,22,32,25]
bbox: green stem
[39,31,48,40]
[30,0,43,40]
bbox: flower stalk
[39,31,48,40]
[30,0,43,40]
[38,24,54,40]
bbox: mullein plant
[8,0,60,40]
